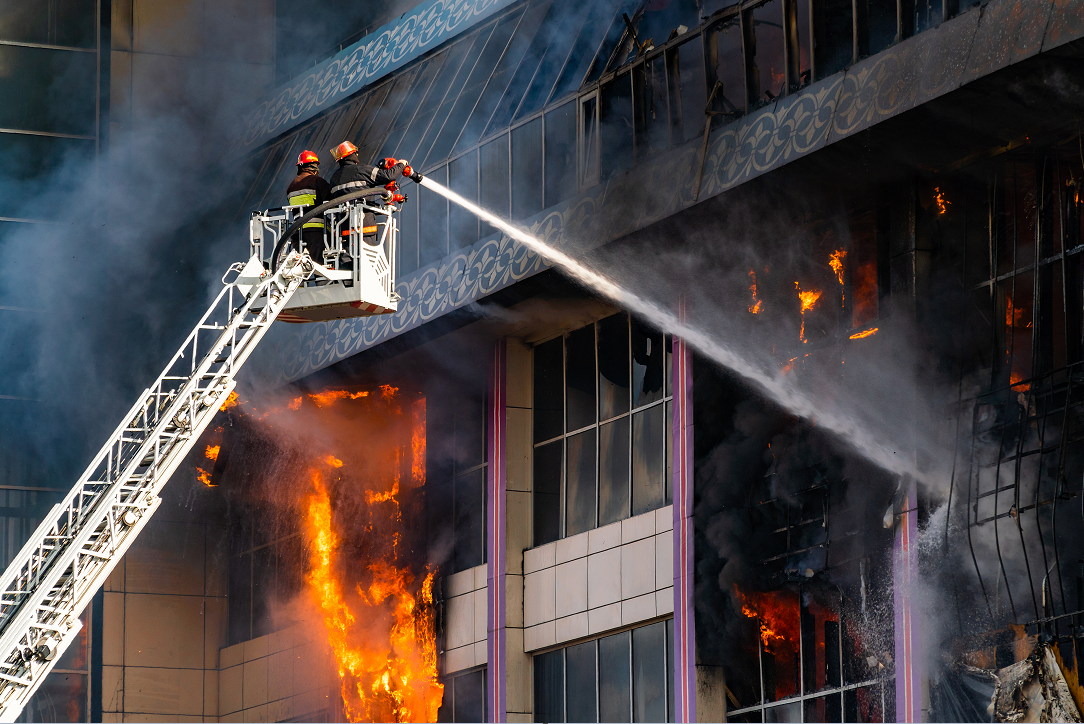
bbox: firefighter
[329,141,421,248]
[285,150,331,265]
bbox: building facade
[3,0,1084,721]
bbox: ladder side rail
[0,259,308,721]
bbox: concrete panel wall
[100,517,228,722]
[216,624,335,722]
[443,565,488,675]
[522,506,674,651]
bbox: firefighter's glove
[385,180,400,191]
[382,157,398,170]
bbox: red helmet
[296,150,319,166]
[331,141,358,161]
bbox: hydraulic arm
[0,251,313,721]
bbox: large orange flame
[220,391,240,411]
[309,390,370,407]
[304,466,443,723]
[829,249,846,307]
[734,587,800,655]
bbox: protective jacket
[286,173,331,228]
[329,158,407,199]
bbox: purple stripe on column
[487,340,507,723]
[672,332,696,723]
[893,479,920,723]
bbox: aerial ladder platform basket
[0,187,399,720]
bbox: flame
[748,270,762,314]
[411,399,426,485]
[734,587,800,655]
[196,467,215,487]
[220,391,240,410]
[289,396,303,410]
[310,390,371,407]
[326,455,344,468]
[934,187,950,215]
[795,282,822,343]
[829,249,846,307]
[304,470,442,723]
[1005,294,1032,391]
[205,445,220,462]
[849,327,878,340]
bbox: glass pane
[399,187,420,275]
[544,101,578,209]
[420,165,449,266]
[484,0,560,136]
[666,619,675,723]
[549,0,627,100]
[535,649,566,722]
[867,0,896,57]
[566,641,598,723]
[599,418,630,526]
[850,210,879,328]
[454,469,485,572]
[456,0,555,154]
[566,325,597,431]
[0,134,94,220]
[804,694,843,723]
[801,588,842,693]
[416,31,491,165]
[632,622,667,722]
[581,95,600,186]
[844,684,886,723]
[566,429,597,536]
[533,441,562,546]
[598,314,630,420]
[751,1,786,105]
[632,320,664,408]
[513,1,594,121]
[251,545,275,638]
[764,702,802,722]
[511,117,544,220]
[456,391,486,469]
[427,15,520,166]
[724,607,762,711]
[632,406,664,516]
[480,135,510,237]
[634,56,671,159]
[454,669,486,723]
[535,338,564,443]
[0,46,96,136]
[793,0,813,88]
[450,150,480,250]
[600,74,634,181]
[813,0,853,80]
[26,671,87,722]
[665,334,673,397]
[387,59,447,160]
[665,399,673,506]
[668,39,707,145]
[599,632,632,722]
[740,589,800,702]
[0,0,95,47]
[710,17,745,115]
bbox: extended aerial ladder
[0,187,402,720]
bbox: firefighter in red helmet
[328,141,422,200]
[285,150,332,265]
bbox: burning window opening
[935,186,950,215]
[795,282,822,343]
[829,249,846,307]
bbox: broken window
[849,210,881,330]
[707,14,746,117]
[811,0,853,81]
[786,0,812,91]
[746,0,787,107]
[600,73,635,181]
[633,55,671,159]
[667,37,708,146]
[580,92,601,188]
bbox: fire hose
[271,187,393,272]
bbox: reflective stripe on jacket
[285,173,331,228]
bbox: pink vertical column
[893,478,920,723]
[486,340,507,723]
[672,331,696,723]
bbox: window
[533,315,673,546]
[533,619,675,722]
[419,165,449,266]
[746,0,787,106]
[227,515,304,644]
[428,380,488,574]
[544,101,578,208]
[600,74,635,182]
[437,667,486,722]
[479,135,510,238]
[666,39,707,146]
[708,16,746,117]
[450,150,480,250]
[812,0,854,81]
[633,56,671,160]
[511,117,544,220]
[580,93,600,188]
